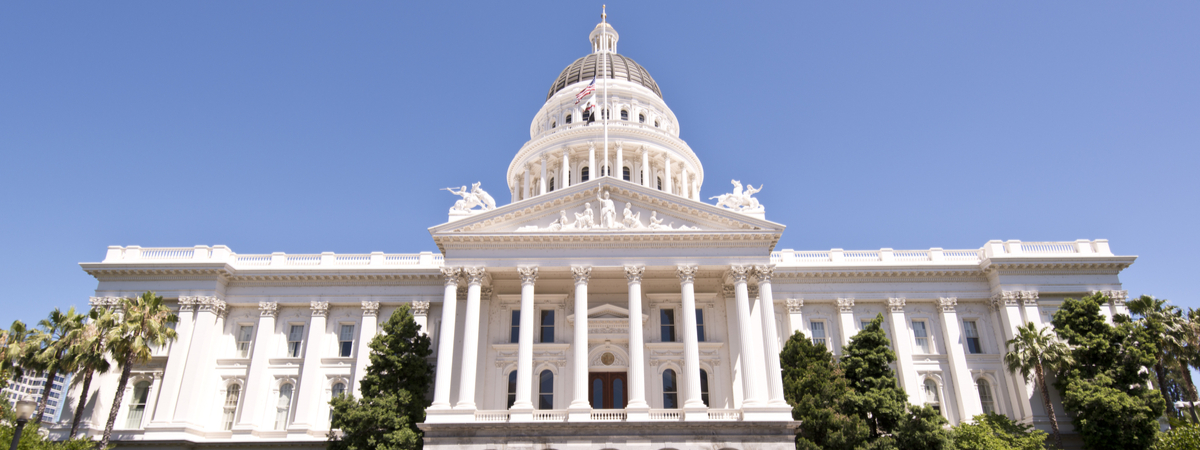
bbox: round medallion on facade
[601,352,615,366]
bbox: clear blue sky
[1,2,1197,328]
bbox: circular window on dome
[601,352,615,366]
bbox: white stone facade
[50,16,1136,450]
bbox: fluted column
[353,302,380,395]
[754,265,788,408]
[992,292,1038,423]
[887,298,920,404]
[678,265,707,419]
[173,297,225,426]
[625,266,649,417]
[410,301,429,336]
[641,147,650,187]
[838,298,856,348]
[562,147,571,188]
[234,302,276,430]
[730,265,765,407]
[511,267,538,416]
[455,267,486,410]
[568,266,592,418]
[291,301,328,429]
[429,267,460,410]
[148,297,197,425]
[1020,291,1042,327]
[939,297,983,422]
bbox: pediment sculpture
[517,190,699,232]
[711,179,764,213]
[445,182,497,212]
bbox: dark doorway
[588,372,628,409]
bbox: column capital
[410,301,430,317]
[990,291,1020,309]
[888,297,906,312]
[1092,289,1128,306]
[753,264,775,283]
[361,301,380,316]
[518,266,539,286]
[785,298,804,313]
[1020,290,1039,305]
[571,265,592,285]
[938,297,958,312]
[624,265,645,284]
[311,301,330,317]
[747,284,760,299]
[440,267,461,286]
[195,297,226,316]
[90,296,122,309]
[728,265,750,283]
[259,301,279,317]
[676,265,698,283]
[463,267,487,286]
[481,287,494,300]
[837,297,855,312]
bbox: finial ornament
[602,5,606,22]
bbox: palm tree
[1172,308,1200,423]
[68,307,115,438]
[1,320,35,385]
[31,307,86,424]
[97,292,178,450]
[1127,295,1188,418]
[1005,322,1073,450]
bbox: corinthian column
[625,266,649,418]
[562,147,571,189]
[455,267,487,410]
[753,265,788,408]
[678,265,708,420]
[568,266,592,419]
[429,267,460,411]
[730,265,765,407]
[354,301,380,394]
[511,267,538,418]
[234,302,276,430]
[291,301,329,429]
[939,297,983,422]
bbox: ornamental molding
[457,287,468,301]
[186,296,226,315]
[259,301,278,317]
[571,266,592,284]
[441,267,461,286]
[770,269,985,281]
[888,297,906,312]
[938,297,958,312]
[624,265,645,284]
[728,265,750,283]
[676,265,698,283]
[837,298,855,312]
[510,121,701,177]
[721,285,734,298]
[747,285,759,299]
[981,260,1134,274]
[89,296,122,309]
[410,301,429,316]
[753,264,775,284]
[785,298,804,313]
[1020,291,1039,305]
[517,266,539,285]
[360,301,380,316]
[310,301,329,317]
[1090,289,1129,306]
[481,287,494,301]
[990,291,1021,310]
[463,267,487,285]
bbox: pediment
[428,178,785,236]
[567,304,650,323]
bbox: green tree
[1052,293,1165,450]
[780,330,868,450]
[68,308,115,438]
[952,413,1048,450]
[1003,321,1072,449]
[31,307,85,424]
[892,404,951,450]
[1127,295,1192,421]
[0,321,35,386]
[1152,424,1200,450]
[328,304,432,450]
[0,399,101,450]
[97,292,178,450]
[841,314,908,439]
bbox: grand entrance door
[588,372,628,409]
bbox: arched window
[538,370,554,409]
[700,370,710,407]
[592,378,604,408]
[125,381,150,428]
[549,177,555,192]
[923,379,940,414]
[565,114,572,124]
[662,369,678,409]
[622,167,631,181]
[654,121,660,128]
[507,371,518,409]
[620,110,629,120]
[222,384,241,430]
[581,167,590,182]
[977,379,995,414]
[613,377,625,409]
[276,383,294,430]
[329,382,346,422]
[639,113,645,123]
[551,120,557,129]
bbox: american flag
[574,76,596,104]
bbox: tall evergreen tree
[841,314,908,438]
[780,330,868,450]
[1052,293,1164,450]
[892,404,952,450]
[328,304,432,450]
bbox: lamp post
[10,397,36,450]
[1176,401,1199,424]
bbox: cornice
[981,258,1135,274]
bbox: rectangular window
[339,324,355,357]
[660,309,676,342]
[963,320,982,354]
[860,319,871,331]
[288,325,305,358]
[695,309,706,342]
[236,325,254,358]
[912,320,930,354]
[511,310,521,344]
[809,321,827,347]
[540,310,555,343]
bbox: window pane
[225,385,241,407]
[695,309,705,342]
[810,321,825,338]
[507,372,517,409]
[332,383,345,398]
[539,370,553,409]
[661,309,675,342]
[592,378,604,408]
[289,325,304,341]
[977,379,995,414]
[963,320,979,338]
[511,310,521,343]
[700,370,710,407]
[613,378,625,409]
[339,325,354,341]
[239,326,254,342]
[340,341,353,357]
[912,321,927,338]
[663,370,678,409]
[541,310,555,343]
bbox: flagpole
[602,5,609,178]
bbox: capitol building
[53,14,1136,450]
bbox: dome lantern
[589,6,618,54]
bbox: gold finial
[602,5,606,23]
